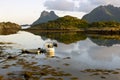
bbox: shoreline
[22,28,120,34]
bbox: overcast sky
[0,0,120,25]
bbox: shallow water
[1,31,120,80]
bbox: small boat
[22,42,57,57]
[21,48,45,54]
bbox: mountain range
[82,5,120,23]
[28,4,120,31]
[32,5,120,26]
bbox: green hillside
[30,15,88,30]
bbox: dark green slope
[30,15,88,30]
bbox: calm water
[1,31,120,80]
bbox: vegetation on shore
[0,22,21,35]
[31,15,88,30]
[89,21,120,30]
[30,15,120,32]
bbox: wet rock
[112,71,119,74]
[90,72,101,76]
[23,71,33,80]
[0,54,78,80]
[0,42,13,44]
[81,68,118,77]
[63,57,71,60]
[2,64,11,69]
[63,63,70,66]
[44,77,57,80]
[71,77,79,80]
[0,75,3,80]
[44,77,64,80]
[101,76,106,79]
[7,56,16,59]
[57,78,63,80]
[7,72,15,75]
[102,72,109,75]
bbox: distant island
[0,22,21,35]
[30,15,88,31]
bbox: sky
[0,0,120,25]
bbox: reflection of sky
[0,31,54,49]
[56,38,96,56]
[56,38,120,69]
[1,31,120,69]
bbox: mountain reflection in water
[1,31,120,80]
[88,34,120,46]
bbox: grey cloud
[44,0,75,11]
[103,0,120,7]
[77,0,120,12]
[77,0,105,12]
[44,0,120,13]
[89,0,104,5]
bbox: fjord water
[1,31,120,80]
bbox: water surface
[1,31,120,80]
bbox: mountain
[82,5,120,23]
[32,11,59,25]
[90,38,120,47]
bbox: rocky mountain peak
[32,10,59,25]
[40,11,49,17]
[50,11,55,15]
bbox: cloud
[44,0,75,11]
[44,0,120,13]
[103,0,120,7]
[77,0,104,12]
[77,0,120,12]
